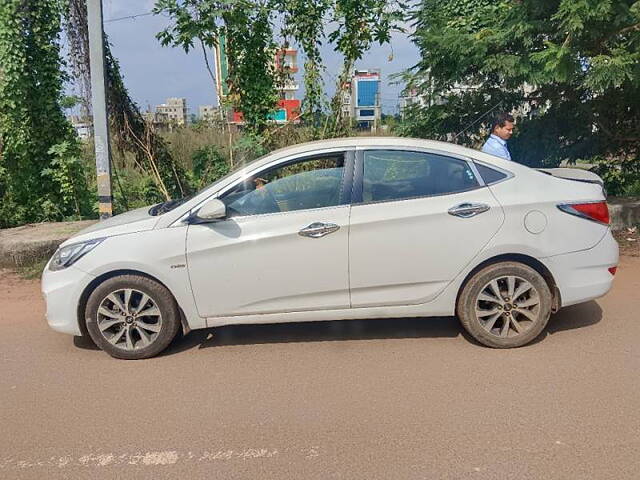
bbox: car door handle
[448,203,490,218]
[298,222,340,238]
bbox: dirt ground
[1,255,639,479]
[614,228,640,256]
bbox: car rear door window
[362,150,479,203]
[474,162,508,184]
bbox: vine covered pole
[87,0,112,219]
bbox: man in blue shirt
[481,113,514,161]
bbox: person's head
[491,113,515,140]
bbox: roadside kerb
[0,220,96,269]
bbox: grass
[16,258,48,279]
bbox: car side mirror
[193,198,226,223]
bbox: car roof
[229,136,533,190]
[264,136,476,158]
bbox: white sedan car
[42,137,618,359]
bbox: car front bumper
[41,263,95,336]
[544,230,619,308]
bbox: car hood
[60,205,160,246]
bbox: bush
[112,169,164,213]
[591,157,640,197]
[43,141,95,220]
[190,145,230,190]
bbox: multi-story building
[399,88,429,119]
[155,97,188,126]
[341,69,382,129]
[142,110,170,131]
[272,48,301,123]
[199,105,219,121]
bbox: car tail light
[557,201,610,225]
[608,266,617,276]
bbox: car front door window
[222,155,346,217]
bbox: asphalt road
[1,257,639,480]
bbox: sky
[101,0,420,115]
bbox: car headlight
[49,238,105,271]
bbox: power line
[104,11,153,23]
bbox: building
[68,115,92,140]
[341,69,382,129]
[155,97,188,126]
[199,105,219,121]
[142,110,170,131]
[399,88,428,119]
[273,48,301,123]
[215,35,301,124]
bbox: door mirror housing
[193,198,226,223]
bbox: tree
[154,0,403,137]
[400,0,640,169]
[0,0,91,227]
[65,0,189,203]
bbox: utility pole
[87,0,113,219]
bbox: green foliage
[592,157,640,196]
[225,5,279,134]
[154,0,279,134]
[42,141,95,220]
[103,47,189,200]
[0,0,93,227]
[278,0,331,120]
[112,169,164,212]
[231,131,269,165]
[190,145,230,189]
[402,0,640,169]
[60,94,82,110]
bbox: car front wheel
[85,275,180,359]
[457,262,553,348]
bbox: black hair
[491,112,514,132]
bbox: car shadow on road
[162,316,462,356]
[164,300,603,355]
[72,300,604,356]
[546,300,603,334]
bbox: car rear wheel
[457,262,552,348]
[85,275,180,359]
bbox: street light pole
[87,0,113,219]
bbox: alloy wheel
[475,275,541,338]
[96,288,163,351]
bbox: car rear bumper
[543,230,619,308]
[41,263,95,336]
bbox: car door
[186,150,354,318]
[348,148,505,308]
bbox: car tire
[457,262,552,348]
[85,275,180,359]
